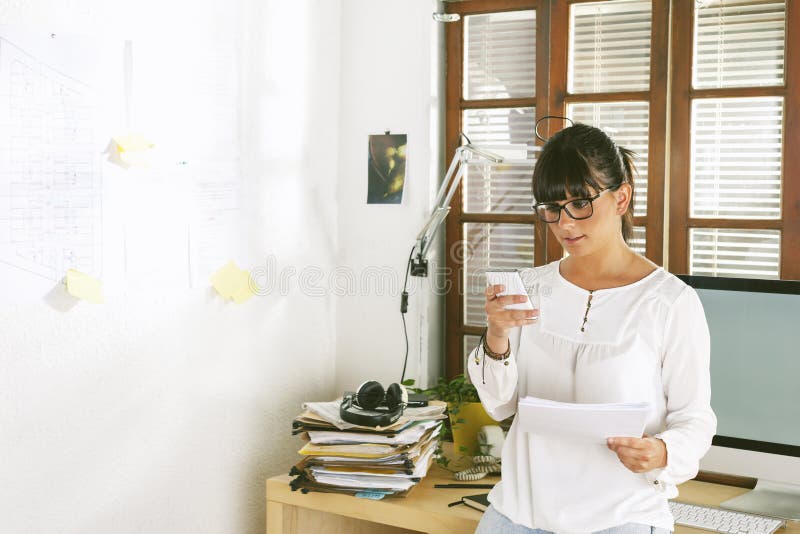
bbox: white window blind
[694,0,785,89]
[691,97,783,219]
[690,228,780,279]
[464,10,536,100]
[631,226,646,256]
[462,108,536,214]
[464,158,537,214]
[567,102,650,217]
[462,107,536,145]
[569,0,652,93]
[464,223,535,327]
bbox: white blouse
[468,260,717,534]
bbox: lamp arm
[429,146,464,211]
[411,144,503,277]
[440,162,467,211]
[418,207,451,260]
[464,145,503,163]
[417,163,466,260]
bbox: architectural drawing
[0,35,102,282]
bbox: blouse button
[654,480,660,485]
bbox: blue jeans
[475,505,673,534]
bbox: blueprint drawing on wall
[0,30,102,300]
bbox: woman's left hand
[606,435,667,473]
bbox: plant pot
[448,401,497,458]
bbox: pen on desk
[434,483,496,489]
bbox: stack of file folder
[289,399,447,498]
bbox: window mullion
[668,0,695,274]
[780,1,800,279]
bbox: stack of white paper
[289,401,446,497]
[518,396,651,444]
[302,400,447,431]
[307,419,442,446]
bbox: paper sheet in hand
[518,396,650,444]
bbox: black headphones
[339,380,408,427]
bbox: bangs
[532,144,603,203]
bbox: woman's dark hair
[532,123,637,243]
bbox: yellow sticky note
[113,133,154,152]
[211,261,240,298]
[65,269,104,304]
[211,261,254,304]
[111,133,154,167]
[231,271,255,304]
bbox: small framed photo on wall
[367,133,406,204]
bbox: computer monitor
[677,275,800,520]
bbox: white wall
[0,1,341,534]
[335,0,444,394]
[0,1,443,532]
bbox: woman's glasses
[532,187,616,223]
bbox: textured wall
[0,0,341,533]
[335,0,444,395]
[0,0,445,531]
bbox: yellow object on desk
[449,402,496,458]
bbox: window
[444,0,799,376]
[444,1,541,375]
[669,0,799,279]
[563,0,665,259]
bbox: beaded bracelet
[476,330,511,385]
[482,336,511,361]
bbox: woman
[470,124,716,534]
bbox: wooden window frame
[668,1,800,279]
[445,0,799,377]
[548,0,669,265]
[444,0,545,377]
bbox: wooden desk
[266,466,494,534]
[266,468,800,534]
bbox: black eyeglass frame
[531,185,621,223]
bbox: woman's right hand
[484,284,539,351]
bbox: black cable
[534,115,574,143]
[400,246,415,383]
[400,312,409,384]
[479,328,488,385]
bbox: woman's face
[547,183,631,257]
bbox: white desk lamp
[398,138,538,382]
[397,141,503,382]
[410,143,504,277]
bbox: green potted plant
[404,374,496,467]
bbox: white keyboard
[669,501,785,534]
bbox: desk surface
[267,467,491,533]
[266,467,800,534]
